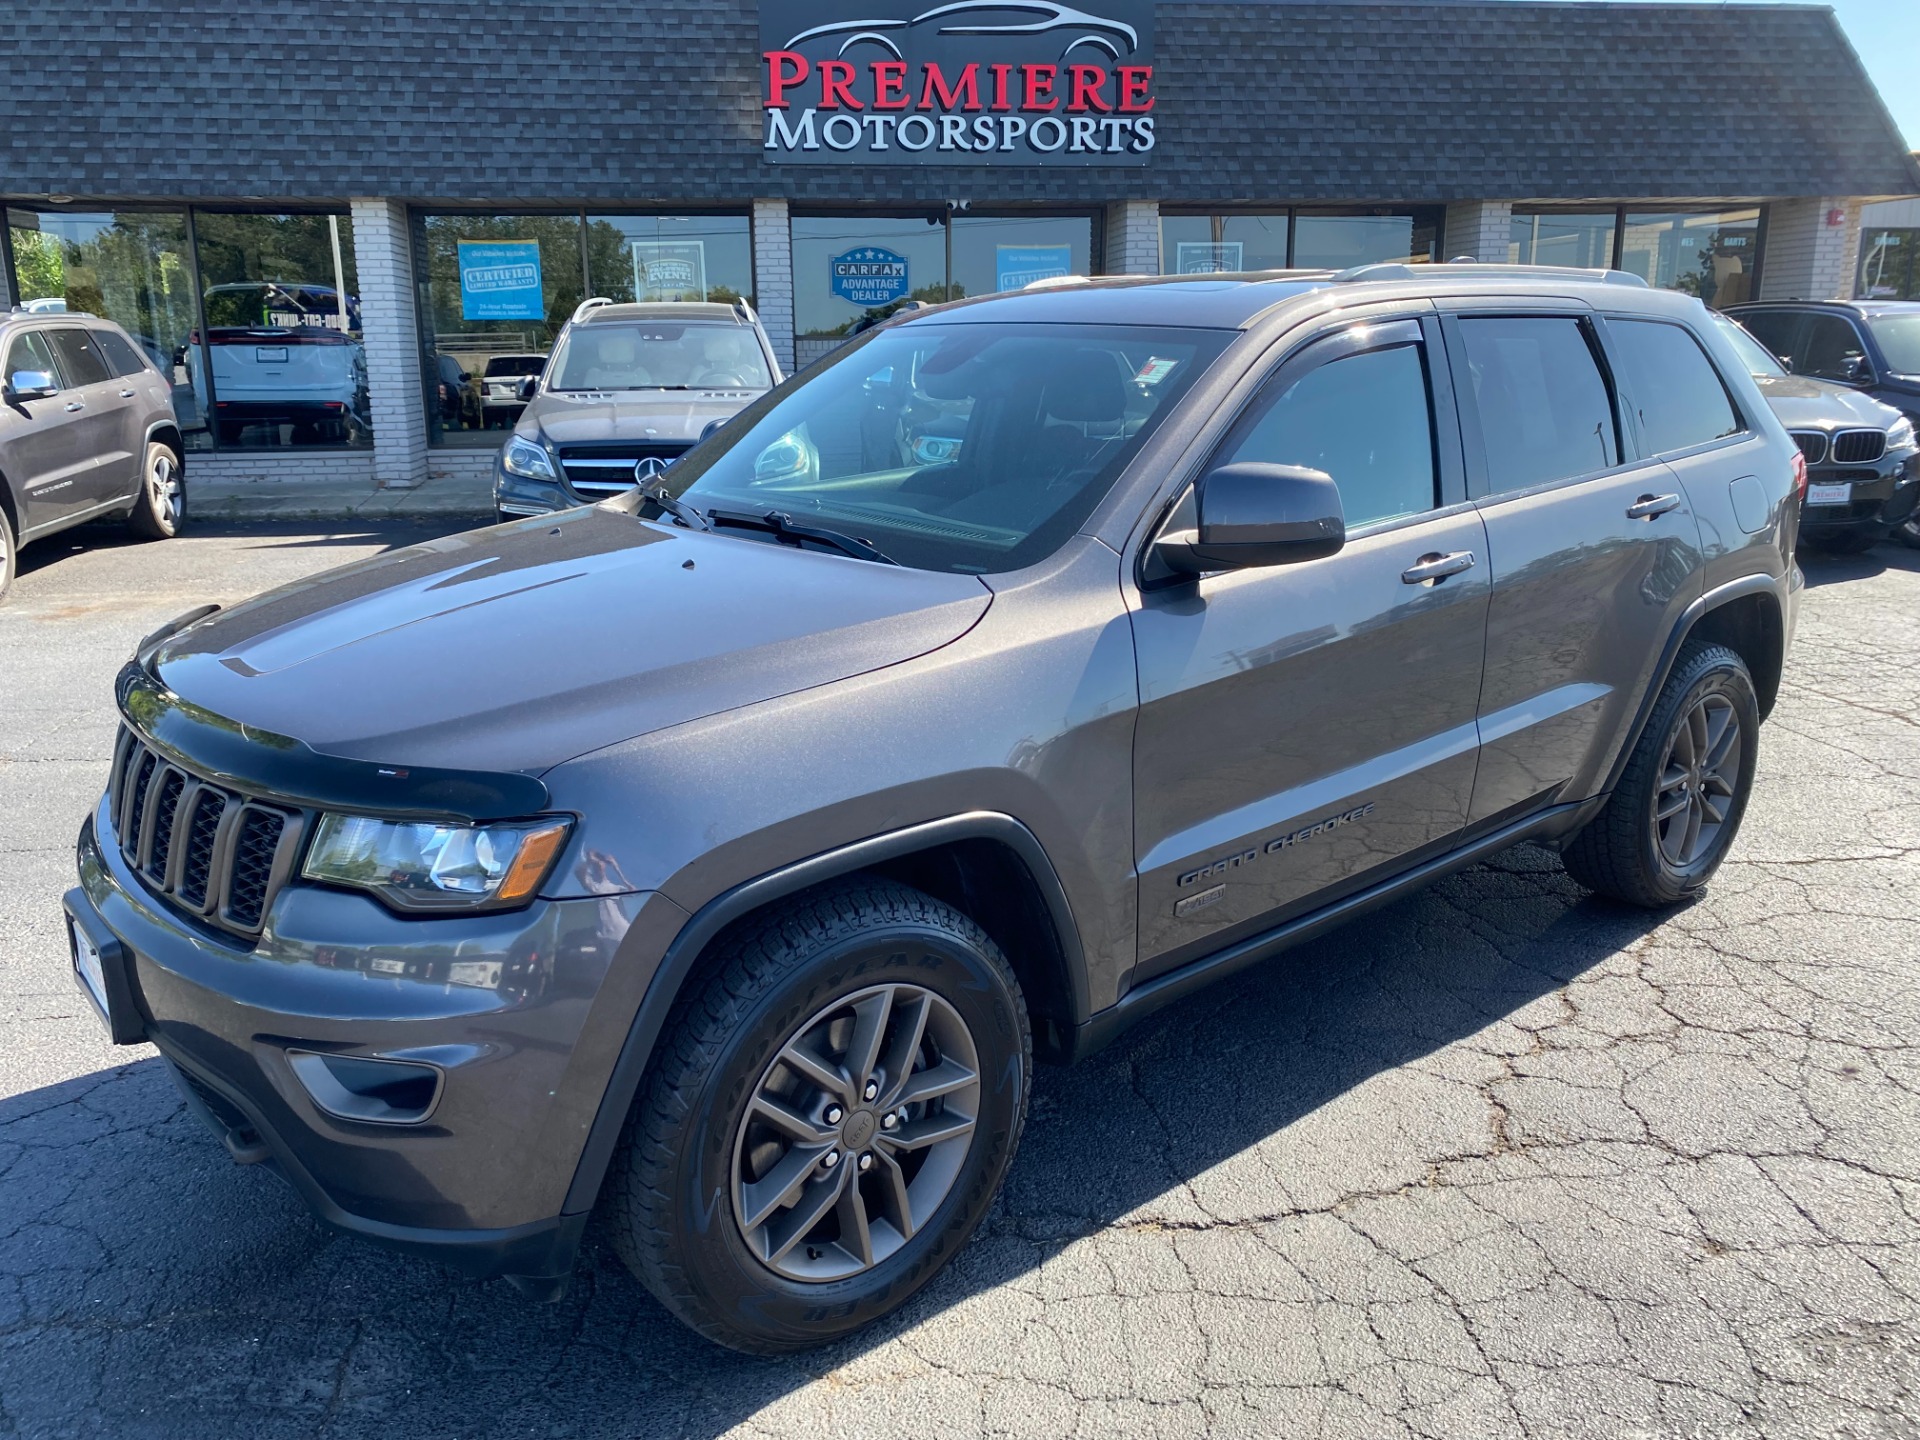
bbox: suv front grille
[1831,429,1886,465]
[1789,431,1828,466]
[557,442,693,498]
[108,728,304,940]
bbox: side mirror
[1842,354,1875,385]
[5,370,59,402]
[699,416,728,442]
[1154,462,1345,576]
[517,376,539,402]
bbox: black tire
[604,879,1030,1354]
[127,441,184,540]
[0,502,15,600]
[1896,516,1920,551]
[1562,641,1759,907]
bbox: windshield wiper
[640,484,712,532]
[703,507,899,565]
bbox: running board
[1065,801,1589,1061]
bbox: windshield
[1712,314,1786,378]
[1865,313,1920,376]
[551,322,771,391]
[648,322,1228,574]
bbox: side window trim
[1599,313,1753,462]
[1439,309,1638,503]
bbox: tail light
[1791,450,1806,500]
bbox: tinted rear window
[93,329,152,378]
[484,356,545,377]
[1608,319,1742,455]
[46,328,112,387]
[1457,317,1618,493]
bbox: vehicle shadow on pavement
[0,847,1659,1437]
[1796,541,1920,587]
[11,518,483,583]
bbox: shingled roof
[3,0,1914,205]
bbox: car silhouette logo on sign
[634,457,672,484]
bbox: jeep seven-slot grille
[108,728,302,939]
[1830,429,1886,465]
[557,441,693,498]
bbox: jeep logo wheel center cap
[841,1109,877,1150]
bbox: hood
[149,507,991,775]
[522,388,762,447]
[1753,373,1903,431]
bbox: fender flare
[560,811,1085,1216]
[1601,571,1787,797]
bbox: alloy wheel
[150,452,182,527]
[730,981,981,1282]
[1654,691,1742,868]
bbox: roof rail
[569,296,616,324]
[1336,261,1650,288]
[732,297,758,326]
[1024,274,1090,291]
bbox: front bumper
[1798,451,1919,535]
[70,800,683,1286]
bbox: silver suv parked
[1,308,185,597]
[493,298,780,519]
[68,265,1801,1353]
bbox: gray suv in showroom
[67,265,1802,1353]
[1,308,186,598]
[493,298,780,520]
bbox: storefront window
[1509,210,1617,269]
[584,214,753,306]
[1293,209,1440,269]
[417,213,585,447]
[790,211,1093,370]
[1858,228,1919,300]
[1619,209,1761,309]
[1158,208,1439,274]
[1159,213,1288,274]
[190,211,367,448]
[6,207,207,449]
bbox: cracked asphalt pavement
[2,522,1918,1439]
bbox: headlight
[1887,416,1916,453]
[302,814,571,913]
[501,436,558,481]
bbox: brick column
[1759,198,1864,301]
[1103,201,1160,275]
[1443,201,1513,262]
[349,198,429,489]
[752,199,795,376]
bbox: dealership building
[4,0,1916,507]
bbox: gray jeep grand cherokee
[67,265,1802,1353]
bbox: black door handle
[1401,550,1476,584]
[1626,493,1681,520]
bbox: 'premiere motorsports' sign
[761,1,1156,165]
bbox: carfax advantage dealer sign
[761,1,1157,165]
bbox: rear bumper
[70,801,682,1285]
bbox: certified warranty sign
[761,0,1157,165]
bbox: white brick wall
[1759,197,1864,301]
[1103,201,1160,274]
[1443,201,1514,262]
[753,199,796,376]
[350,198,430,489]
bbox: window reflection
[1509,210,1617,269]
[191,212,367,448]
[1292,211,1439,269]
[1619,209,1760,309]
[1159,213,1288,274]
[1157,208,1440,274]
[6,207,207,449]
[584,215,753,306]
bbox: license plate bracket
[62,891,146,1045]
[1806,482,1852,506]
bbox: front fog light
[303,814,571,913]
